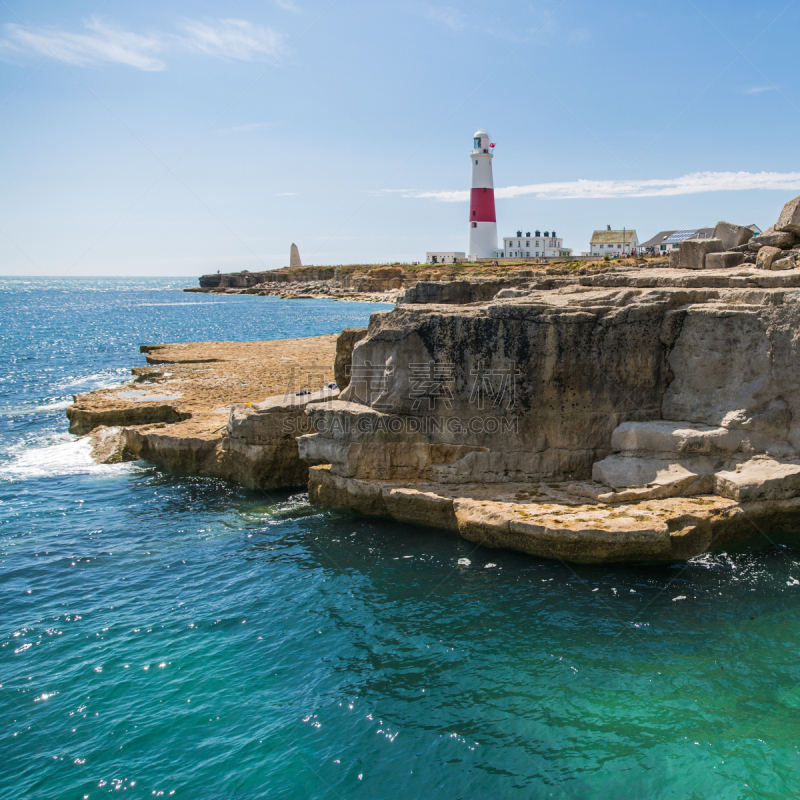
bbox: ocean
[1,277,799,799]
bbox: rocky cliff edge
[298,200,800,561]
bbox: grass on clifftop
[261,255,669,281]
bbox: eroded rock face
[301,288,691,485]
[402,278,528,305]
[304,277,800,490]
[334,328,368,389]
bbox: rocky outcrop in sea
[296,196,800,561]
[72,194,800,563]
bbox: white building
[496,229,572,259]
[426,251,465,265]
[589,226,639,257]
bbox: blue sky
[1,0,799,276]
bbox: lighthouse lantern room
[467,129,498,259]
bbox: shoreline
[186,285,402,304]
[68,329,800,563]
[67,336,340,489]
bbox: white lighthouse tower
[467,129,498,258]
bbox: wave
[0,434,137,483]
[134,302,220,307]
[54,368,130,391]
[34,399,73,412]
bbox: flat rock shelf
[67,337,339,488]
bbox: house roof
[663,228,715,244]
[590,229,638,244]
[640,227,715,248]
[639,230,677,249]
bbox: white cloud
[426,6,466,31]
[274,0,302,12]
[0,17,283,71]
[0,19,165,71]
[178,18,283,61]
[406,171,800,202]
[744,85,777,95]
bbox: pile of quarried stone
[671,195,800,270]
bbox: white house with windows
[589,226,639,257]
[496,229,572,259]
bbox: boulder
[592,454,715,497]
[677,238,724,269]
[88,426,131,464]
[749,230,797,250]
[714,458,800,502]
[714,221,754,250]
[756,246,784,270]
[772,254,797,271]
[705,252,745,270]
[776,195,800,235]
[669,249,681,268]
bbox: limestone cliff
[297,198,800,561]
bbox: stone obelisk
[290,243,302,268]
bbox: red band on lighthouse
[469,188,496,223]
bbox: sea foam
[0,434,135,482]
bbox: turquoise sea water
[1,277,800,800]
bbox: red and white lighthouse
[468,129,498,258]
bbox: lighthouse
[467,129,498,258]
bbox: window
[472,222,477,228]
[526,252,530,257]
[474,138,481,149]
[526,241,530,247]
[475,160,478,165]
